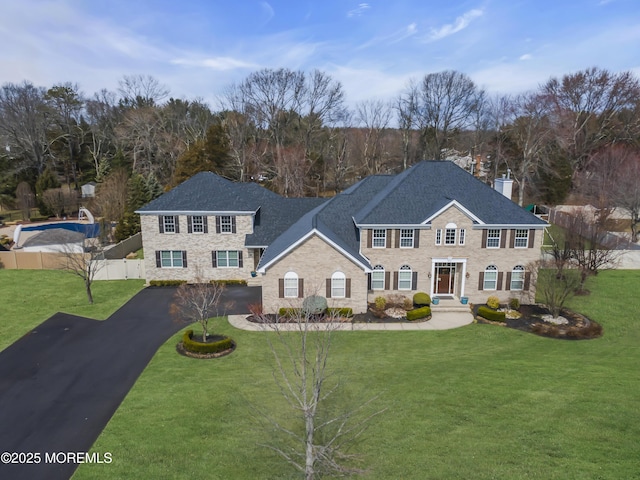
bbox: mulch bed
[474,304,603,340]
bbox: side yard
[0,270,144,351]
[74,270,640,480]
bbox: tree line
[1,67,639,241]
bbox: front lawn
[0,270,145,351]
[75,270,640,479]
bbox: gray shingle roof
[258,161,547,272]
[354,161,548,226]
[136,172,281,213]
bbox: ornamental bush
[182,330,234,354]
[413,292,431,307]
[326,307,354,318]
[486,295,501,310]
[509,297,521,310]
[374,296,386,311]
[278,307,301,317]
[211,279,247,286]
[407,306,431,321]
[150,280,187,286]
[478,305,506,322]
[303,295,328,315]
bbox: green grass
[0,270,144,351]
[74,270,640,479]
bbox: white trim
[257,228,370,273]
[356,224,432,229]
[422,200,483,225]
[472,224,546,229]
[430,258,467,299]
[137,210,254,216]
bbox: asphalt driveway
[0,285,260,480]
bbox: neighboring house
[137,162,547,313]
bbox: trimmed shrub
[326,307,354,318]
[182,330,234,354]
[486,295,501,310]
[374,296,386,311]
[478,305,506,322]
[211,279,247,286]
[149,280,187,287]
[407,306,431,321]
[509,297,521,310]
[413,292,431,307]
[303,295,328,315]
[278,307,301,318]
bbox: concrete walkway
[228,310,474,331]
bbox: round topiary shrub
[413,292,431,307]
[509,297,520,310]
[302,295,328,315]
[486,295,500,310]
[374,296,386,311]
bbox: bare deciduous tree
[528,260,581,318]
[56,232,105,304]
[170,279,225,342]
[42,187,77,218]
[118,74,170,108]
[354,99,392,175]
[251,304,385,479]
[15,181,35,220]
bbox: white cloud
[171,56,258,71]
[347,3,371,18]
[260,2,275,23]
[426,9,484,42]
[519,54,532,61]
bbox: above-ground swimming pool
[21,222,100,238]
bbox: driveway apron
[0,285,261,480]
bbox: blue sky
[1,0,638,107]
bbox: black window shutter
[174,216,180,234]
[326,278,331,298]
[528,229,535,248]
[203,216,208,233]
[346,278,351,298]
[182,251,187,268]
[506,272,512,290]
[412,272,418,290]
[238,251,243,268]
[278,279,284,298]
[212,251,217,268]
[478,272,484,290]
[500,230,507,248]
[367,230,372,248]
[481,229,487,248]
[394,229,400,248]
[155,251,161,267]
[298,279,304,298]
[524,272,531,290]
[231,216,237,233]
[386,229,392,248]
[414,229,420,248]
[187,216,193,233]
[158,216,164,233]
[497,272,504,290]
[367,273,372,290]
[384,271,390,290]
[215,216,221,233]
[393,271,399,290]
[509,229,515,248]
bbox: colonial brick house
[137,161,547,313]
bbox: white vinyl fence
[91,259,145,280]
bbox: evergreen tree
[172,124,231,185]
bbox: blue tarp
[21,223,100,238]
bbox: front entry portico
[431,258,467,298]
